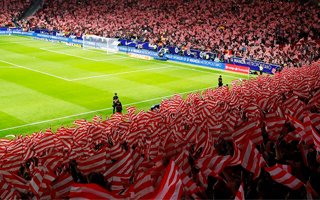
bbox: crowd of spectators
[0,62,319,199]
[22,0,320,67]
[0,0,31,27]
[1,0,319,67]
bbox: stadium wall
[119,39,280,74]
[118,46,226,70]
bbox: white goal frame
[82,35,120,54]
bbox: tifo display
[0,61,319,199]
[0,0,319,199]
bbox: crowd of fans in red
[0,62,319,199]
[0,0,31,27]
[1,0,320,67]
[1,0,320,198]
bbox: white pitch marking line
[0,59,70,81]
[0,86,214,132]
[0,40,37,45]
[0,66,17,69]
[40,47,129,62]
[40,47,103,61]
[5,134,15,138]
[70,66,172,81]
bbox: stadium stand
[0,0,31,27]
[21,0,320,67]
[0,62,319,199]
[1,0,319,67]
[1,0,320,198]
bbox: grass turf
[0,35,248,137]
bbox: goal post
[82,35,120,54]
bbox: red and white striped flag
[196,154,231,176]
[228,142,241,166]
[265,116,286,140]
[29,167,44,196]
[304,114,320,151]
[180,171,200,199]
[70,183,121,199]
[276,164,292,173]
[107,142,126,160]
[40,153,63,172]
[246,124,263,145]
[107,174,131,193]
[150,160,183,200]
[286,115,313,145]
[264,164,304,190]
[52,173,74,198]
[87,125,103,144]
[130,173,155,199]
[283,130,301,143]
[283,95,305,121]
[0,170,28,193]
[232,121,259,144]
[56,127,74,151]
[0,176,20,200]
[23,142,36,161]
[174,150,200,198]
[1,154,23,172]
[306,113,320,131]
[174,149,191,175]
[29,166,56,197]
[308,90,320,109]
[240,140,265,179]
[34,130,56,155]
[235,182,245,200]
[103,149,133,180]
[77,148,107,175]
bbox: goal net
[82,35,120,54]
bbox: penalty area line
[0,59,70,81]
[5,134,15,138]
[0,86,214,132]
[40,47,129,62]
[70,66,172,81]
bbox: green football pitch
[0,35,248,137]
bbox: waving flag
[130,173,154,199]
[70,183,121,199]
[286,115,313,144]
[240,140,265,179]
[235,182,245,200]
[196,154,231,176]
[77,148,107,175]
[150,160,183,200]
[52,173,74,198]
[0,170,28,193]
[264,164,304,190]
[0,175,20,200]
[265,117,286,140]
[304,114,320,151]
[103,150,133,180]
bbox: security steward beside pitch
[259,64,264,75]
[112,93,119,114]
[218,75,223,87]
